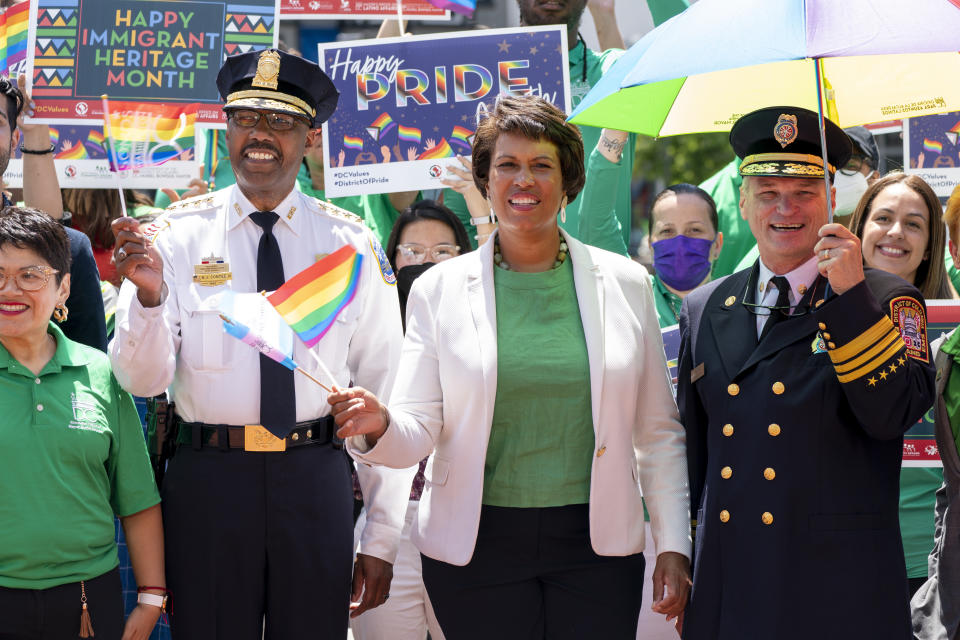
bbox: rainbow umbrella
[570,0,960,137]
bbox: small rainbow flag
[418,137,455,160]
[268,246,364,348]
[47,126,59,146]
[343,135,364,150]
[923,138,943,154]
[423,0,475,17]
[366,112,396,140]
[450,125,474,148]
[55,142,88,160]
[86,129,105,149]
[219,290,296,370]
[102,98,195,171]
[398,125,422,144]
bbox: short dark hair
[0,206,71,283]
[0,76,23,131]
[647,183,719,238]
[385,199,472,271]
[472,95,584,202]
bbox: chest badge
[811,333,827,354]
[193,254,232,287]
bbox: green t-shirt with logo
[0,323,159,589]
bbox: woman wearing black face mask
[349,199,469,640]
[385,201,471,328]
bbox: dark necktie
[249,211,296,438]
[761,275,792,340]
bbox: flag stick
[295,366,332,392]
[396,0,404,31]
[303,348,343,390]
[101,94,128,218]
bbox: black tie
[761,275,792,340]
[249,211,296,438]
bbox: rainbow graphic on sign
[454,64,492,102]
[398,125,422,144]
[946,121,960,146]
[449,125,474,149]
[418,137,455,160]
[343,135,364,150]
[498,60,530,95]
[923,138,943,154]
[366,112,397,141]
[56,141,88,160]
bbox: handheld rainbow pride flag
[923,138,943,154]
[398,125,422,144]
[418,137,455,160]
[449,125,474,148]
[343,135,364,150]
[423,0,475,17]
[101,96,196,172]
[55,142,87,160]
[366,112,396,141]
[268,246,363,348]
[0,2,28,77]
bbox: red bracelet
[137,586,170,594]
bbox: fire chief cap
[731,106,852,180]
[217,49,339,127]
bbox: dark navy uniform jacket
[678,264,935,640]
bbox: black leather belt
[175,415,339,451]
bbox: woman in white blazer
[331,95,691,639]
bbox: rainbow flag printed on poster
[923,138,943,154]
[268,246,364,348]
[418,137,455,160]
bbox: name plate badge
[244,425,287,452]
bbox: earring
[53,303,68,323]
[559,196,568,225]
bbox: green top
[899,467,944,577]
[563,39,636,249]
[0,323,159,589]
[650,273,683,328]
[577,147,630,256]
[483,259,595,507]
[700,158,756,278]
[439,188,479,250]
[938,326,960,453]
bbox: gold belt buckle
[244,425,287,452]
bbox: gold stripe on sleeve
[828,316,896,364]
[835,338,906,383]
[832,328,900,374]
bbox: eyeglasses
[840,154,872,176]
[739,276,823,319]
[396,243,460,264]
[0,266,59,291]
[228,109,306,132]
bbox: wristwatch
[137,591,168,610]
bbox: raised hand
[112,217,165,308]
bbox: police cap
[217,49,339,127]
[730,106,852,180]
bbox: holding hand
[814,223,865,295]
[328,386,390,446]
[111,217,165,308]
[350,553,394,618]
[651,550,691,632]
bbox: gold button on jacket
[762,512,774,525]
[763,467,776,480]
[768,423,781,436]
[772,381,785,395]
[728,383,740,396]
[722,424,734,436]
[721,466,733,479]
[719,509,730,523]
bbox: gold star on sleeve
[879,370,888,380]
[889,362,898,373]
[898,356,906,365]
[867,376,877,387]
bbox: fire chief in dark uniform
[678,107,936,639]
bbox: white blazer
[349,230,691,566]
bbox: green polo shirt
[483,259,594,507]
[0,323,159,589]
[650,274,683,328]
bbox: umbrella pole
[814,57,834,222]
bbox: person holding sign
[329,94,691,639]
[108,49,412,640]
[677,107,936,639]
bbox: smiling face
[0,244,69,347]
[225,108,316,208]
[860,182,931,285]
[740,176,833,274]
[395,219,459,269]
[486,132,565,236]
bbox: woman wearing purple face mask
[648,184,724,327]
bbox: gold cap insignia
[774,114,798,148]
[253,50,281,90]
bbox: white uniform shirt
[755,256,820,337]
[109,184,413,562]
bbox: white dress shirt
[755,256,820,337]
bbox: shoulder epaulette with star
[311,198,365,227]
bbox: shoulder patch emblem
[890,296,928,363]
[370,236,396,285]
